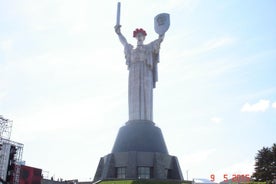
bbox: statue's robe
[124,39,161,121]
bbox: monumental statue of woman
[114,25,165,121]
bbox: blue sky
[0,0,275,182]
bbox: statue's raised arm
[114,2,128,47]
[114,25,128,47]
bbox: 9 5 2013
[210,174,251,182]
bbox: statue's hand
[159,34,165,39]
[114,25,121,35]
[158,34,165,42]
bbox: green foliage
[252,143,276,182]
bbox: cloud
[211,116,222,124]
[13,92,125,138]
[183,148,217,166]
[0,39,13,52]
[164,0,199,12]
[181,37,236,57]
[241,99,270,112]
[204,37,235,51]
[0,92,7,102]
[272,102,276,109]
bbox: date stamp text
[210,174,250,182]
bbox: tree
[252,143,276,183]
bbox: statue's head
[133,28,147,42]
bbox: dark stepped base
[93,120,183,182]
[112,120,168,154]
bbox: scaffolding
[0,138,24,184]
[0,116,23,184]
[0,116,12,140]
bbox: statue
[115,2,170,121]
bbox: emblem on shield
[154,13,170,35]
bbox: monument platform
[112,120,168,154]
[93,120,183,182]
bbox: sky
[0,0,276,182]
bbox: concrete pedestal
[112,120,168,153]
[93,120,183,182]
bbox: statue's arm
[157,34,165,44]
[151,34,165,54]
[118,33,128,47]
[114,25,128,47]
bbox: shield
[154,13,170,35]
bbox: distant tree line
[252,143,276,183]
